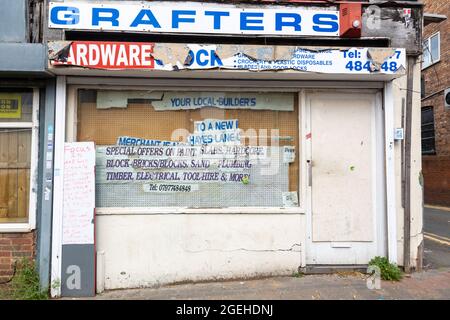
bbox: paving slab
[75,268,450,300]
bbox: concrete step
[300,265,369,274]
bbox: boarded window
[77,89,300,208]
[0,90,33,223]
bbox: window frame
[67,84,306,215]
[421,106,436,155]
[0,88,39,232]
[422,32,441,70]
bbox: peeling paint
[367,47,396,70]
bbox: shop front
[44,0,424,297]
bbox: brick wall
[423,156,450,207]
[0,232,36,282]
[421,0,450,206]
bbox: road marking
[424,205,450,212]
[424,232,450,242]
[424,232,450,246]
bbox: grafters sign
[48,1,340,37]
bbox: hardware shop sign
[49,41,407,75]
[48,1,340,37]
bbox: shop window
[0,89,36,224]
[77,89,300,208]
[421,106,436,155]
[422,32,440,69]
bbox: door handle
[307,160,312,187]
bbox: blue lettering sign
[204,11,230,30]
[312,14,339,32]
[172,10,196,28]
[92,8,119,26]
[50,6,80,25]
[49,3,341,37]
[187,50,223,67]
[130,9,161,28]
[275,13,301,31]
[240,12,264,31]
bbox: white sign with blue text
[189,119,242,146]
[152,92,294,111]
[180,45,406,74]
[48,1,340,37]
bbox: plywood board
[311,95,375,242]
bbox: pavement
[63,205,450,300]
[3,205,448,300]
[86,268,450,300]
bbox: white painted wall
[96,214,304,290]
[392,57,423,268]
[409,59,424,267]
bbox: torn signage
[93,90,293,110]
[152,92,294,111]
[50,41,154,69]
[48,1,340,37]
[96,90,163,109]
[49,41,406,75]
[182,45,406,74]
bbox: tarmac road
[423,206,450,269]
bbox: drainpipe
[403,56,415,273]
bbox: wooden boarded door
[306,91,384,265]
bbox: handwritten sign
[62,142,96,245]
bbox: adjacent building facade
[421,0,449,207]
[1,0,425,297]
[0,0,54,286]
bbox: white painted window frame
[0,88,39,233]
[422,32,440,70]
[65,84,307,216]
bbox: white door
[305,90,386,265]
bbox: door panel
[305,91,384,265]
[311,96,374,242]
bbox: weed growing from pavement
[0,284,10,300]
[292,271,305,278]
[10,258,48,300]
[369,256,403,281]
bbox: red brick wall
[423,156,450,207]
[0,232,36,282]
[422,0,450,206]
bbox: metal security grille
[77,89,300,208]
